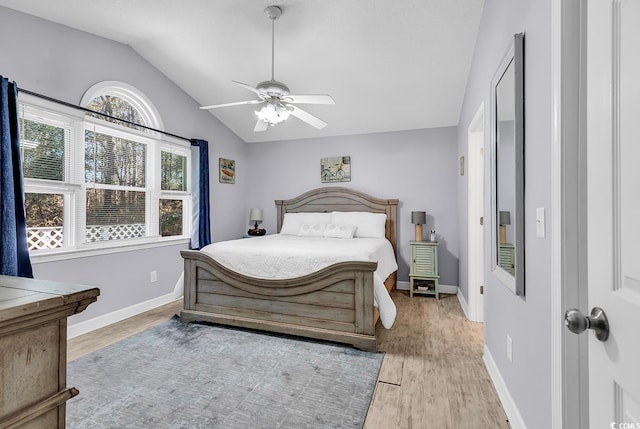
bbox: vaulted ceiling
[0,0,485,143]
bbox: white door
[467,103,484,322]
[585,0,640,426]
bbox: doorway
[467,103,485,322]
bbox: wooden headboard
[275,187,399,254]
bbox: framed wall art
[320,156,351,183]
[219,158,235,184]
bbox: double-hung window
[159,145,189,237]
[20,82,191,257]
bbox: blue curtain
[0,77,33,277]
[190,139,211,249]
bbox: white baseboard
[457,288,471,319]
[397,280,458,295]
[68,292,181,339]
[483,345,528,429]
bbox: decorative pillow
[280,212,332,235]
[330,211,387,238]
[297,223,327,237]
[323,223,356,239]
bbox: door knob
[564,307,609,342]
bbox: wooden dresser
[0,275,99,429]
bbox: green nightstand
[498,243,515,275]
[409,241,440,299]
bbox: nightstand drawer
[412,259,436,275]
[410,242,438,276]
[413,245,435,260]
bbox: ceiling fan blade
[232,81,263,96]
[200,99,264,110]
[254,118,269,132]
[285,94,335,105]
[288,105,328,129]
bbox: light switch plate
[536,207,545,238]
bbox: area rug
[67,316,383,428]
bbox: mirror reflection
[496,58,516,276]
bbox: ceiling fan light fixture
[255,100,291,125]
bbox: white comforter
[200,234,398,328]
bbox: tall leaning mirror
[491,33,524,296]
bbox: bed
[179,187,399,351]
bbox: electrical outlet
[150,270,157,283]
[507,335,513,362]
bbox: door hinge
[480,216,484,225]
[480,285,484,295]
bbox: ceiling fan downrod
[255,6,289,97]
[264,5,282,82]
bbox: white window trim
[29,236,191,264]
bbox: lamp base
[247,228,266,236]
[499,225,506,244]
[414,224,423,242]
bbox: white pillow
[297,223,327,237]
[330,211,387,238]
[280,212,332,235]
[323,223,356,239]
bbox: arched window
[86,95,147,130]
[81,81,163,131]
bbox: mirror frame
[490,32,525,296]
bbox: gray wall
[0,6,249,325]
[245,127,460,285]
[457,0,552,427]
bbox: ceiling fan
[200,5,335,132]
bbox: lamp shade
[411,211,426,225]
[249,208,263,223]
[499,211,511,225]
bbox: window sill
[30,236,191,264]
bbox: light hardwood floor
[68,291,508,428]
[364,291,509,428]
[68,300,183,362]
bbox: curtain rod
[18,88,192,143]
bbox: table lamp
[248,208,266,236]
[499,211,511,244]
[411,211,426,242]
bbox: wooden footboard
[180,250,379,351]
